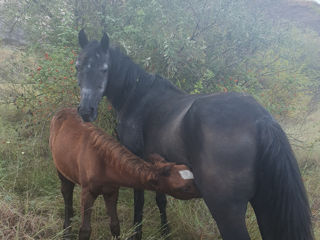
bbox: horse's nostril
[81,114,91,122]
[90,107,94,114]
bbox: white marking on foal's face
[179,170,194,180]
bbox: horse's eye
[75,60,80,71]
[101,63,108,74]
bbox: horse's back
[185,92,270,127]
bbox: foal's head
[149,154,200,200]
[77,30,111,122]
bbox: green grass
[2,97,319,240]
[0,46,319,239]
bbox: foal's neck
[91,131,158,189]
[105,150,159,190]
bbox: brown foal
[49,108,199,239]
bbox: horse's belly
[143,121,189,165]
[143,100,195,164]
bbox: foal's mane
[65,108,160,181]
[55,109,158,182]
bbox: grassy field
[0,46,319,239]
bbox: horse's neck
[106,48,184,115]
[106,48,147,112]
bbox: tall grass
[0,46,319,240]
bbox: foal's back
[50,108,94,185]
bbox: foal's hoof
[128,232,142,240]
[62,227,73,240]
[79,228,91,240]
[110,236,120,240]
[160,224,170,240]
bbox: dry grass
[0,196,63,240]
[285,106,320,239]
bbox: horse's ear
[100,33,109,53]
[79,29,88,49]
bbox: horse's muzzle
[77,106,97,122]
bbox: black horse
[76,30,313,240]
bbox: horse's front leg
[130,189,145,240]
[103,190,120,238]
[79,188,97,240]
[156,192,170,238]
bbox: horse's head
[148,154,200,200]
[76,30,111,122]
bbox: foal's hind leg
[58,171,75,238]
[103,190,120,238]
[79,188,98,240]
[156,192,170,239]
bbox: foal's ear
[159,164,173,177]
[148,154,166,164]
[79,29,89,49]
[100,33,109,53]
[148,178,159,188]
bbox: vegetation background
[0,0,319,239]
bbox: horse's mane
[108,47,183,110]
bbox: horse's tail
[251,117,313,240]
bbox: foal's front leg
[103,190,120,238]
[58,171,75,239]
[79,188,97,240]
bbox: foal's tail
[252,118,313,240]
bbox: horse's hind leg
[103,190,120,238]
[204,195,250,240]
[58,171,75,238]
[79,188,97,240]
[193,165,253,240]
[156,192,170,239]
